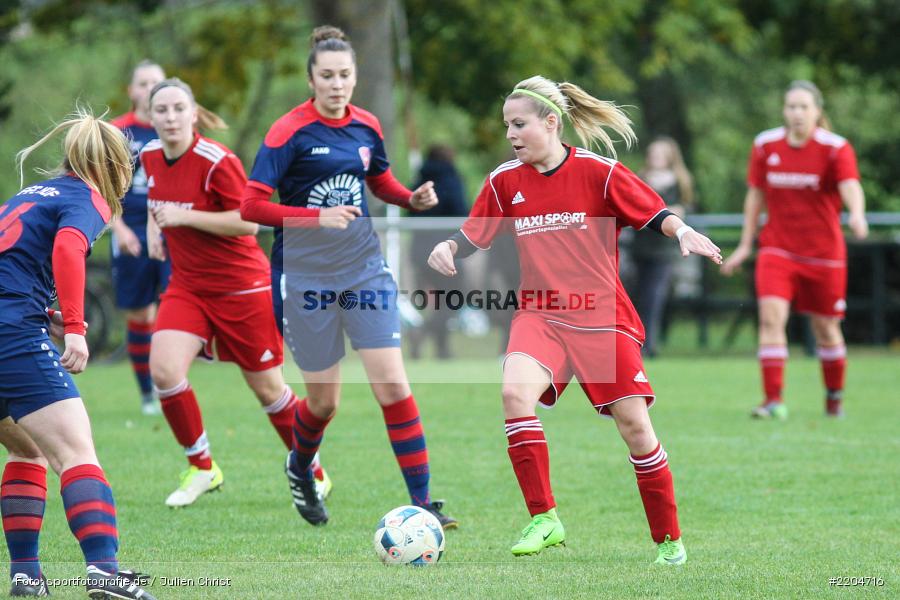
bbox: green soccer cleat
[751,402,788,420]
[654,535,687,565]
[165,462,224,507]
[510,509,566,556]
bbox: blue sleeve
[57,197,107,245]
[248,140,295,190]
[369,135,390,176]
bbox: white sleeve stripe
[603,162,617,200]
[459,228,490,250]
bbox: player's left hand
[152,204,191,228]
[680,229,723,264]
[848,212,869,240]
[410,181,439,211]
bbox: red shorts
[756,250,846,317]
[155,286,284,372]
[505,313,655,417]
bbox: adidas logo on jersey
[633,370,648,383]
[259,349,275,362]
[512,191,526,204]
[767,153,781,166]
[311,147,331,155]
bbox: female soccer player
[240,26,456,528]
[428,76,722,562]
[110,60,171,415]
[0,109,155,598]
[721,80,868,419]
[143,78,328,508]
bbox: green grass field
[7,351,898,599]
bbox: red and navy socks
[381,395,431,507]
[1,462,47,580]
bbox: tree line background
[1,0,898,214]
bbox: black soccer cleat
[85,565,156,600]
[10,572,49,597]
[423,500,458,530]
[285,453,329,526]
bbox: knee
[617,415,654,447]
[250,379,286,406]
[307,392,339,418]
[374,383,412,406]
[149,352,185,391]
[502,386,535,415]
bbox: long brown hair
[16,106,132,218]
[508,75,636,158]
[640,136,695,208]
[786,80,832,131]
[149,77,228,131]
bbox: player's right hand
[116,224,142,257]
[721,244,751,276]
[147,232,167,261]
[61,333,89,374]
[428,241,458,277]
[319,205,362,230]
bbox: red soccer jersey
[461,146,666,342]
[747,126,859,263]
[141,134,271,295]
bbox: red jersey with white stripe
[747,126,859,263]
[141,134,271,295]
[461,146,666,342]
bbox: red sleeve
[605,163,666,230]
[460,176,504,249]
[52,227,89,335]
[747,142,766,188]
[207,155,249,211]
[239,181,320,228]
[366,168,412,209]
[833,142,860,183]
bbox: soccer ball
[373,505,445,566]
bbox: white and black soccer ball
[373,505,445,566]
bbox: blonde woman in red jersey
[428,76,723,562]
[722,81,868,419]
[143,79,329,507]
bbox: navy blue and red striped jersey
[248,99,390,274]
[111,111,158,230]
[0,175,109,329]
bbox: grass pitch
[6,350,898,599]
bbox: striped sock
[630,443,681,543]
[1,462,47,579]
[505,416,554,516]
[758,345,788,403]
[263,387,300,449]
[157,380,211,470]
[60,464,118,573]
[381,395,431,506]
[126,319,154,396]
[290,399,332,478]
[818,344,846,400]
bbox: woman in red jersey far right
[429,76,723,562]
[722,80,868,419]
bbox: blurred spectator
[631,137,695,357]
[408,144,468,359]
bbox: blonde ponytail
[16,106,131,218]
[508,76,636,158]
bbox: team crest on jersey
[358,146,371,170]
[308,174,363,207]
[767,153,781,166]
